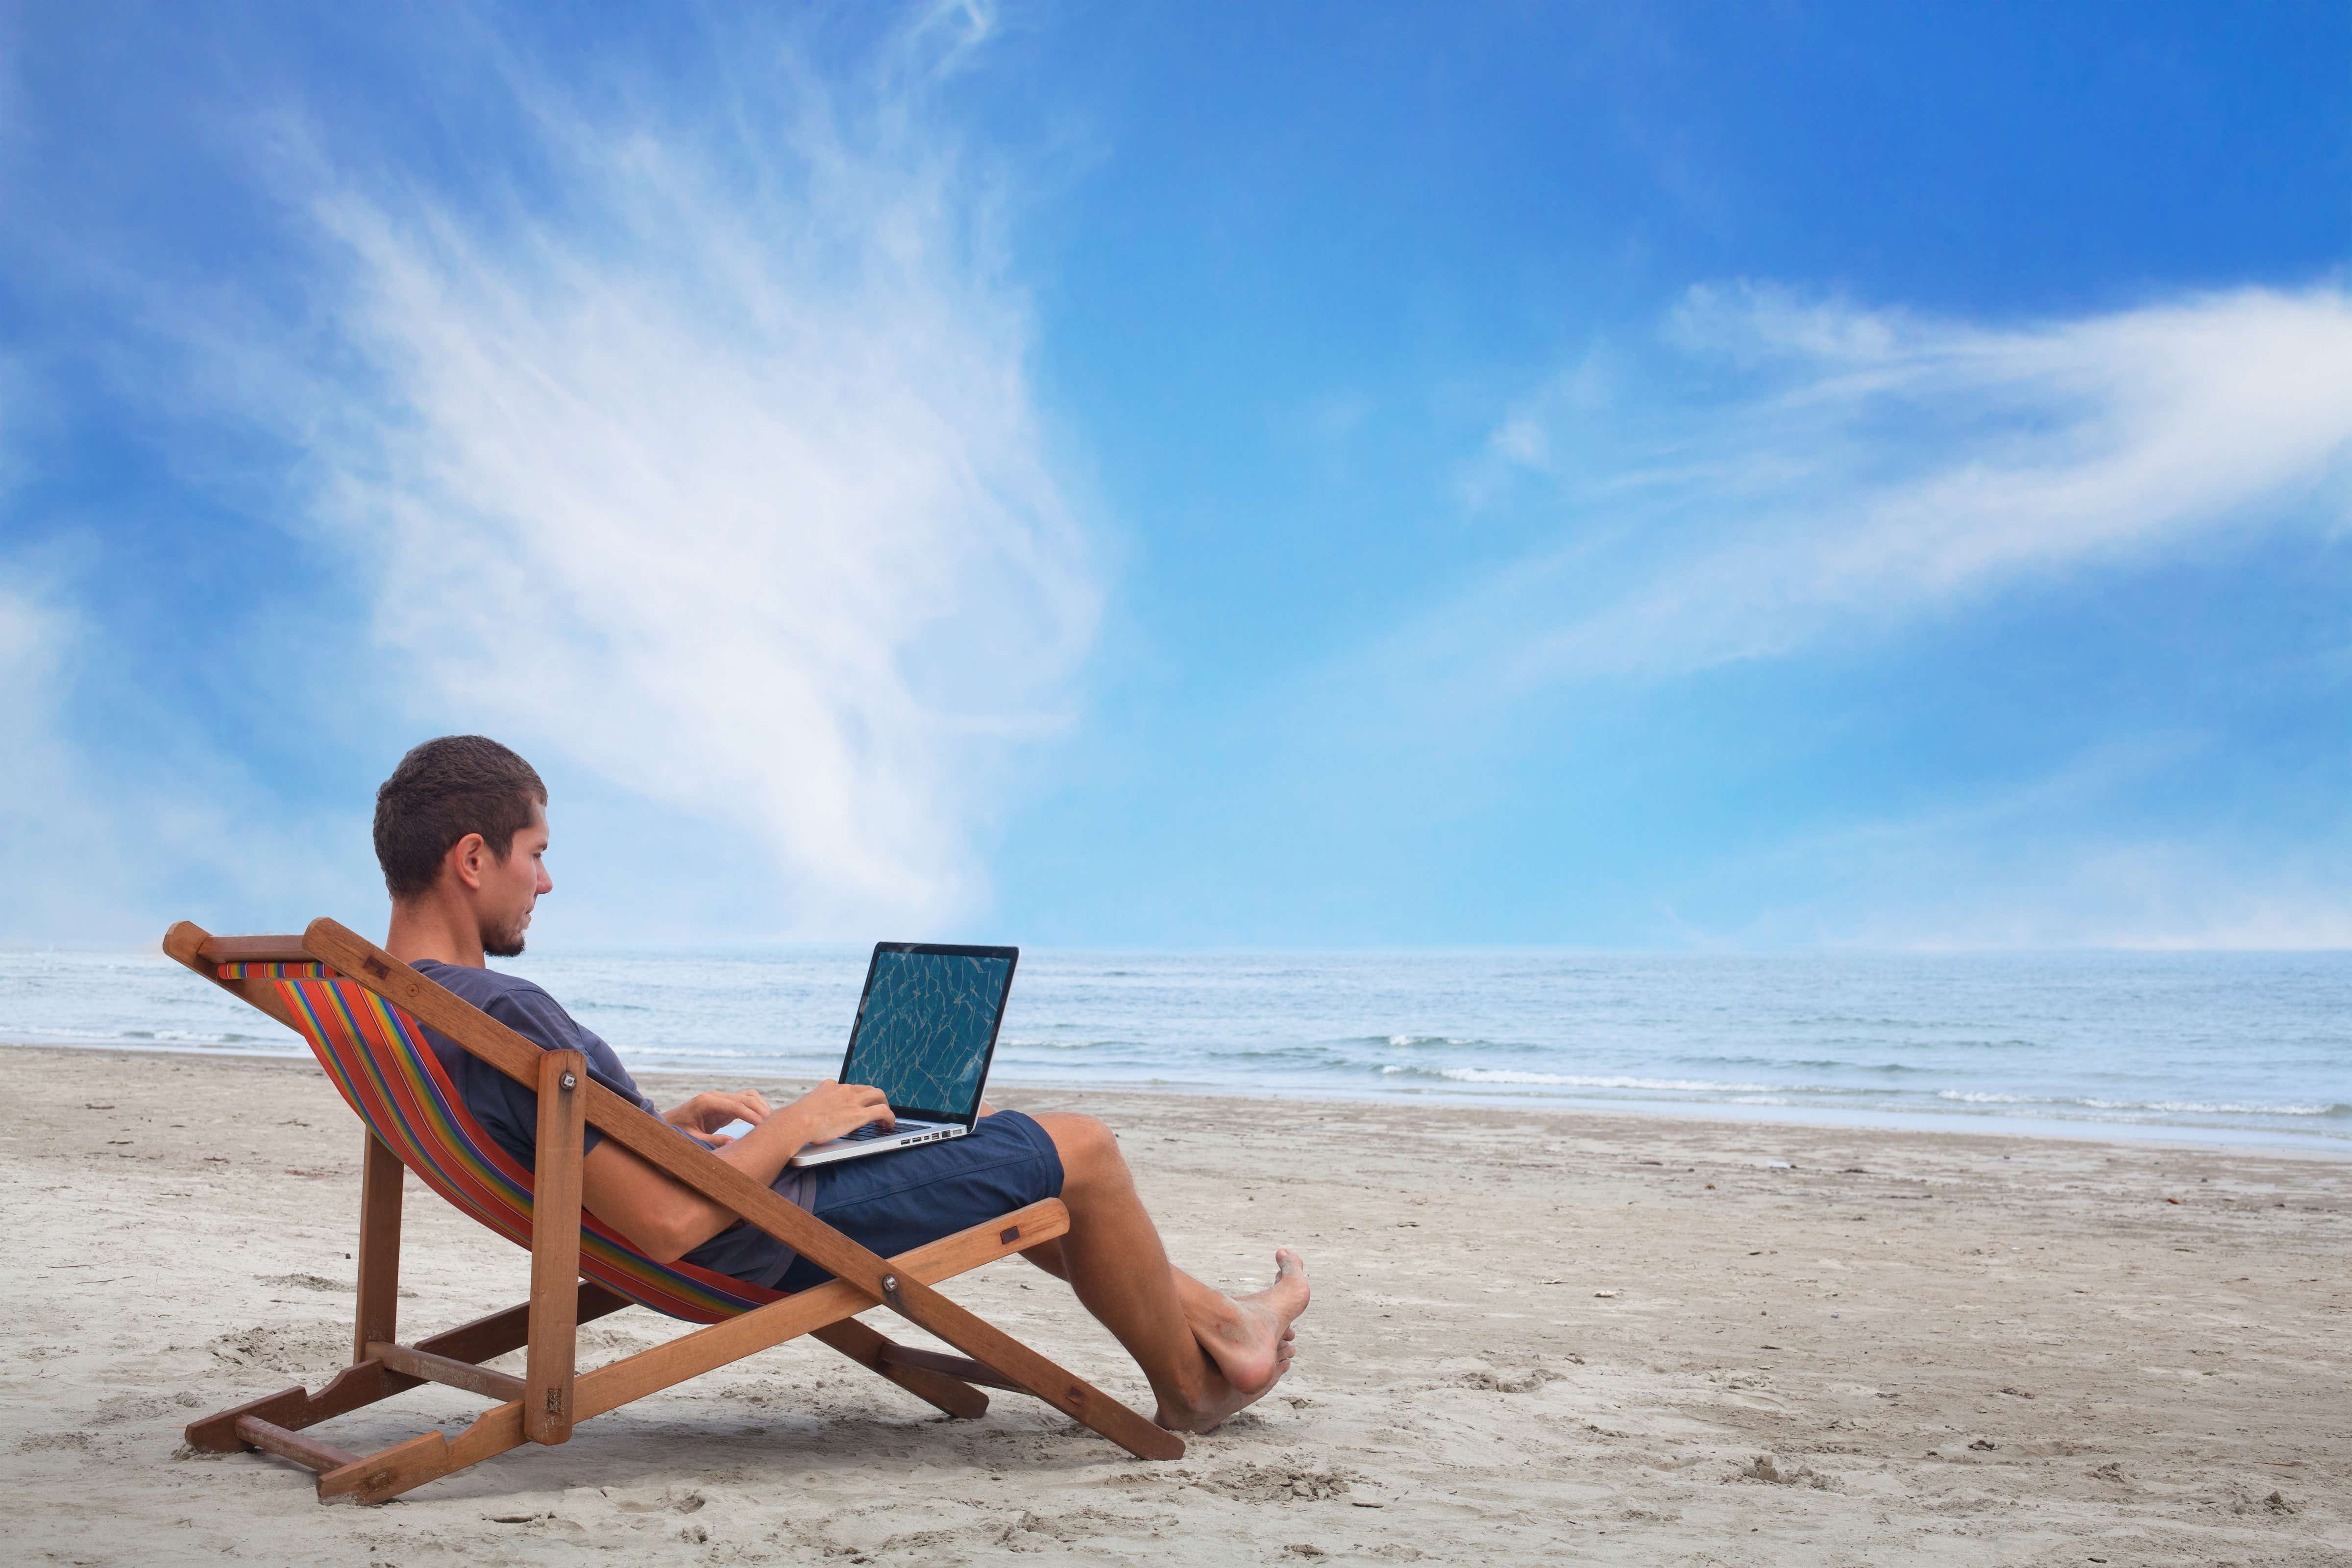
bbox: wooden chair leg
[353,1132,403,1364]
[812,1319,990,1419]
[184,1283,633,1452]
[524,1050,585,1445]
[312,1201,1075,1504]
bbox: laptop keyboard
[843,1120,923,1142]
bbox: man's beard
[483,916,529,959]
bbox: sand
[1,1043,2347,1566]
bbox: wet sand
[2,1043,2347,1565]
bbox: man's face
[479,808,553,959]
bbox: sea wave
[606,1044,791,1062]
[123,1029,257,1044]
[1380,1065,1780,1092]
[1935,1089,2351,1118]
[7,946,2347,1145]
[1703,1055,1940,1075]
[5,1024,265,1047]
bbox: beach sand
[2,1043,2347,1566]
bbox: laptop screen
[839,945,1016,1123]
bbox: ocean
[5,945,2346,1150]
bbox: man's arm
[661,1090,774,1146]
[580,1080,893,1262]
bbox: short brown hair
[373,736,547,899]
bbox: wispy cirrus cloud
[21,7,1098,939]
[0,573,107,928]
[1276,283,2352,948]
[1437,282,2352,692]
[0,533,373,940]
[1683,735,2352,951]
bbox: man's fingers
[795,1080,894,1139]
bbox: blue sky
[1,2,2347,948]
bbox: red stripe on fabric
[269,977,781,1323]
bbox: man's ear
[446,832,490,892]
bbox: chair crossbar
[365,1342,524,1402]
[236,1417,360,1475]
[182,1280,637,1454]
[878,1344,1028,1394]
[199,936,321,963]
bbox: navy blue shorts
[777,1108,1064,1293]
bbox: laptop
[782,941,1019,1168]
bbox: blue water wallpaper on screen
[841,952,1009,1114]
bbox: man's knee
[1036,1112,1124,1188]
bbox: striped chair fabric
[227,963,781,1324]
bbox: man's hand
[663,1089,774,1148]
[586,1080,892,1264]
[791,1079,895,1144]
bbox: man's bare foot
[1157,1249,1310,1431]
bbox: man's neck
[385,897,487,969]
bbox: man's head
[373,736,551,958]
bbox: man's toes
[1263,1254,1311,1322]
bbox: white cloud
[0,551,376,942]
[147,13,1097,937]
[1708,744,2352,952]
[0,394,131,935]
[1274,283,2352,950]
[0,577,112,931]
[1435,283,2352,692]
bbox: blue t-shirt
[412,960,811,1289]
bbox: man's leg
[1019,1111,1309,1432]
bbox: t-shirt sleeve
[470,982,647,1160]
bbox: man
[373,735,1307,1431]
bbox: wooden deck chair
[167,917,1182,1504]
